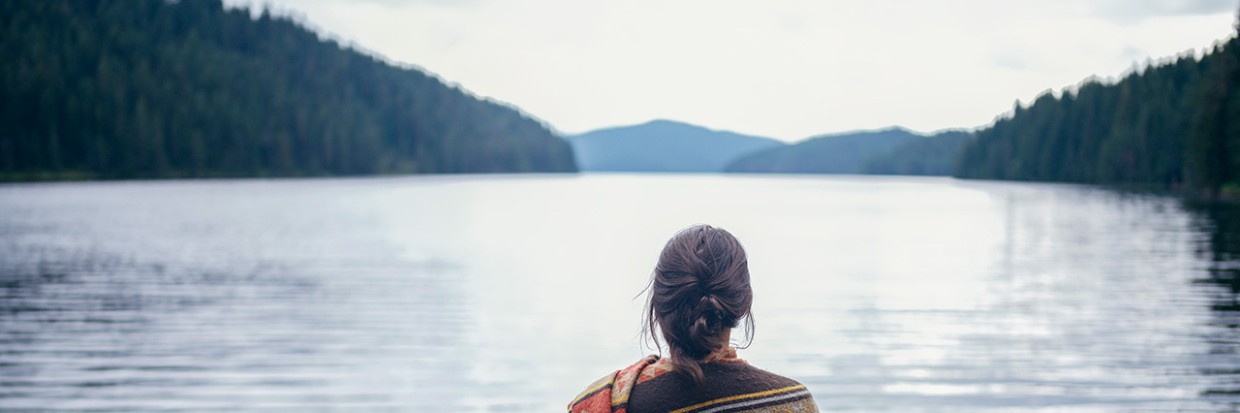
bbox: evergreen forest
[0,0,577,181]
[954,11,1240,197]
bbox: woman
[568,225,819,413]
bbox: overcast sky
[225,0,1237,142]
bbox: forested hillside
[955,14,1240,196]
[0,0,576,180]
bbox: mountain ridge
[725,128,924,174]
[569,119,785,172]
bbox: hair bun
[696,295,725,323]
[686,314,722,358]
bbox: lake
[1,174,1238,412]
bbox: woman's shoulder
[567,355,661,413]
[716,360,808,388]
[628,360,818,413]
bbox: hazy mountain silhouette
[569,120,784,172]
[725,127,923,174]
[863,130,972,176]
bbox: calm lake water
[1,174,1238,412]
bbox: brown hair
[643,224,755,387]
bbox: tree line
[0,0,576,181]
[955,9,1240,197]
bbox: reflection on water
[1187,202,1240,410]
[0,175,1237,412]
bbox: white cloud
[1091,0,1236,22]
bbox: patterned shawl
[567,355,663,413]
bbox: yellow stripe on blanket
[669,384,807,413]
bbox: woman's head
[645,224,754,386]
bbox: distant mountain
[863,130,972,176]
[569,120,785,172]
[724,128,921,174]
[0,0,575,181]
